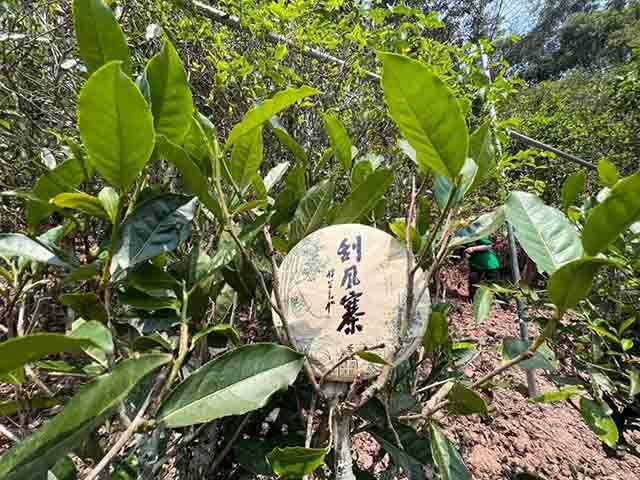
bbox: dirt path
[439,273,640,480]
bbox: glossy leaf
[48,456,77,480]
[580,398,618,447]
[0,398,62,417]
[447,382,488,415]
[423,304,448,353]
[429,423,471,480]
[289,180,334,246]
[333,168,394,224]
[0,234,70,268]
[78,62,155,192]
[72,0,130,75]
[272,167,306,228]
[110,194,197,277]
[69,320,114,367]
[468,121,494,190]
[561,171,586,211]
[355,351,391,366]
[380,52,467,179]
[230,127,263,191]
[158,344,304,428]
[191,324,241,349]
[449,208,505,248]
[597,159,619,187]
[269,117,307,164]
[532,386,582,403]
[126,262,179,292]
[505,191,582,274]
[473,286,493,324]
[227,86,320,146]
[98,187,120,223]
[263,162,290,192]
[434,158,478,210]
[157,137,223,221]
[629,370,640,398]
[50,193,108,220]
[59,293,108,323]
[352,159,373,189]
[27,158,85,228]
[502,337,557,371]
[267,447,327,478]
[324,113,352,171]
[0,354,170,480]
[548,257,616,314]
[370,424,432,480]
[119,288,180,311]
[582,172,640,255]
[0,334,99,375]
[146,38,193,143]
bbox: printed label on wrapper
[273,224,430,382]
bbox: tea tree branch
[319,343,385,386]
[208,413,252,474]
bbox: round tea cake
[273,224,430,382]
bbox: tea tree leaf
[226,86,319,145]
[429,423,471,480]
[449,208,505,248]
[158,344,304,428]
[580,398,618,447]
[502,337,558,371]
[263,162,291,192]
[69,320,114,367]
[532,386,583,403]
[230,127,264,191]
[191,324,241,349]
[50,193,108,220]
[146,38,193,143]
[110,194,197,277]
[0,354,170,480]
[505,191,582,274]
[78,62,155,192]
[434,158,478,209]
[352,159,373,189]
[548,257,617,314]
[72,0,131,75]
[447,383,488,415]
[271,167,306,228]
[98,187,120,223]
[59,293,108,323]
[289,180,334,246]
[473,286,493,324]
[333,168,394,224]
[582,172,640,255]
[561,171,586,211]
[324,113,352,171]
[597,159,619,187]
[0,234,70,268]
[423,304,448,353]
[269,117,307,164]
[0,334,99,375]
[370,424,432,480]
[267,447,328,478]
[380,52,467,179]
[355,351,391,365]
[468,121,494,190]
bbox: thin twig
[305,394,317,448]
[208,414,252,474]
[402,176,417,337]
[384,393,404,450]
[0,423,20,443]
[319,343,385,386]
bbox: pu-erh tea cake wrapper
[273,224,430,382]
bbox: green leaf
[0,334,99,375]
[267,447,327,478]
[333,168,394,224]
[468,121,494,191]
[561,171,586,211]
[629,370,640,398]
[50,193,108,220]
[227,86,320,145]
[352,159,373,190]
[0,398,62,417]
[269,117,308,164]
[110,194,197,277]
[447,382,488,415]
[156,137,223,221]
[27,158,85,228]
[191,324,241,349]
[388,219,421,252]
[582,172,640,255]
[548,257,616,314]
[380,52,467,179]
[324,113,352,171]
[355,351,391,366]
[580,398,618,447]
[146,38,193,143]
[532,386,582,404]
[263,162,291,192]
[98,187,120,223]
[119,288,180,311]
[0,354,170,480]
[505,191,583,274]
[429,423,471,480]
[423,304,448,353]
[272,167,306,228]
[502,337,557,371]
[230,127,264,191]
[158,344,304,428]
[59,293,108,323]
[370,424,431,480]
[0,234,70,268]
[181,114,211,174]
[78,61,155,192]
[48,455,77,480]
[473,286,493,324]
[449,208,505,248]
[289,180,334,246]
[72,0,130,75]
[597,159,619,187]
[126,262,179,291]
[69,320,114,366]
[434,158,478,209]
